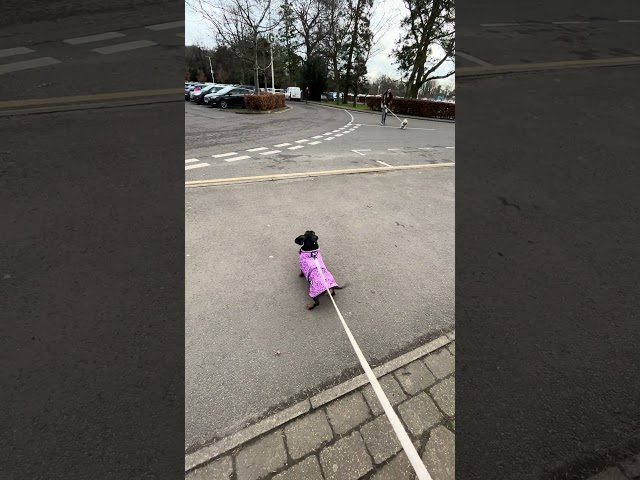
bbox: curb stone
[186,330,455,478]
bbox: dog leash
[312,257,433,480]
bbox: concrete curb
[308,101,455,124]
[185,330,454,473]
[235,105,292,115]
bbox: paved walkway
[185,332,455,480]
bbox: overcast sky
[185,0,455,89]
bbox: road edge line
[184,330,454,473]
[185,163,455,187]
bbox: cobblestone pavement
[585,455,640,480]
[186,332,455,480]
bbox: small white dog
[401,118,408,129]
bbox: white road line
[288,145,304,150]
[185,163,210,170]
[446,146,455,149]
[309,141,321,145]
[457,51,492,66]
[247,147,268,152]
[388,148,400,151]
[335,133,343,137]
[185,158,200,163]
[331,130,341,132]
[274,143,292,147]
[419,147,434,150]
[0,57,61,75]
[64,32,125,45]
[260,150,281,155]
[325,137,335,140]
[311,136,323,139]
[376,160,393,167]
[145,20,185,30]
[295,139,309,143]
[93,40,157,54]
[323,132,333,135]
[212,152,238,158]
[480,22,520,27]
[359,125,435,131]
[351,149,371,156]
[0,46,34,58]
[224,155,251,162]
[619,20,640,23]
[552,21,589,25]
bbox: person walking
[381,88,393,125]
[305,87,309,104]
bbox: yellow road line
[185,163,455,186]
[457,56,640,77]
[0,88,182,109]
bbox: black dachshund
[295,231,345,310]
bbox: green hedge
[244,92,286,111]
[365,96,455,120]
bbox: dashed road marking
[335,133,343,137]
[247,147,268,152]
[457,51,492,66]
[288,145,304,150]
[212,152,238,158]
[419,147,434,150]
[0,47,34,58]
[311,135,323,139]
[309,141,321,145]
[352,149,371,156]
[331,129,341,132]
[145,21,185,30]
[185,158,200,163]
[325,137,335,140]
[295,139,309,143]
[274,143,292,147]
[224,155,251,162]
[260,150,281,155]
[446,146,455,149]
[64,32,125,45]
[376,160,393,167]
[185,163,210,170]
[93,40,157,54]
[322,132,332,135]
[0,57,61,75]
[388,148,400,151]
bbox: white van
[285,86,301,101]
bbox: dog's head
[295,230,319,251]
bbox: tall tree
[393,0,455,98]
[187,0,278,92]
[342,0,372,104]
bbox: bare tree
[187,0,278,92]
[393,0,454,98]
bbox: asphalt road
[185,101,455,181]
[185,167,454,451]
[456,0,640,67]
[456,57,640,480]
[0,2,182,101]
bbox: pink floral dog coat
[299,249,339,298]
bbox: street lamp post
[207,56,214,84]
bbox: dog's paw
[306,304,314,310]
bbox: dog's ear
[295,235,304,245]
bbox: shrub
[365,96,455,120]
[244,92,286,111]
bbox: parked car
[207,86,254,109]
[285,86,301,101]
[192,84,227,104]
[185,83,205,100]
